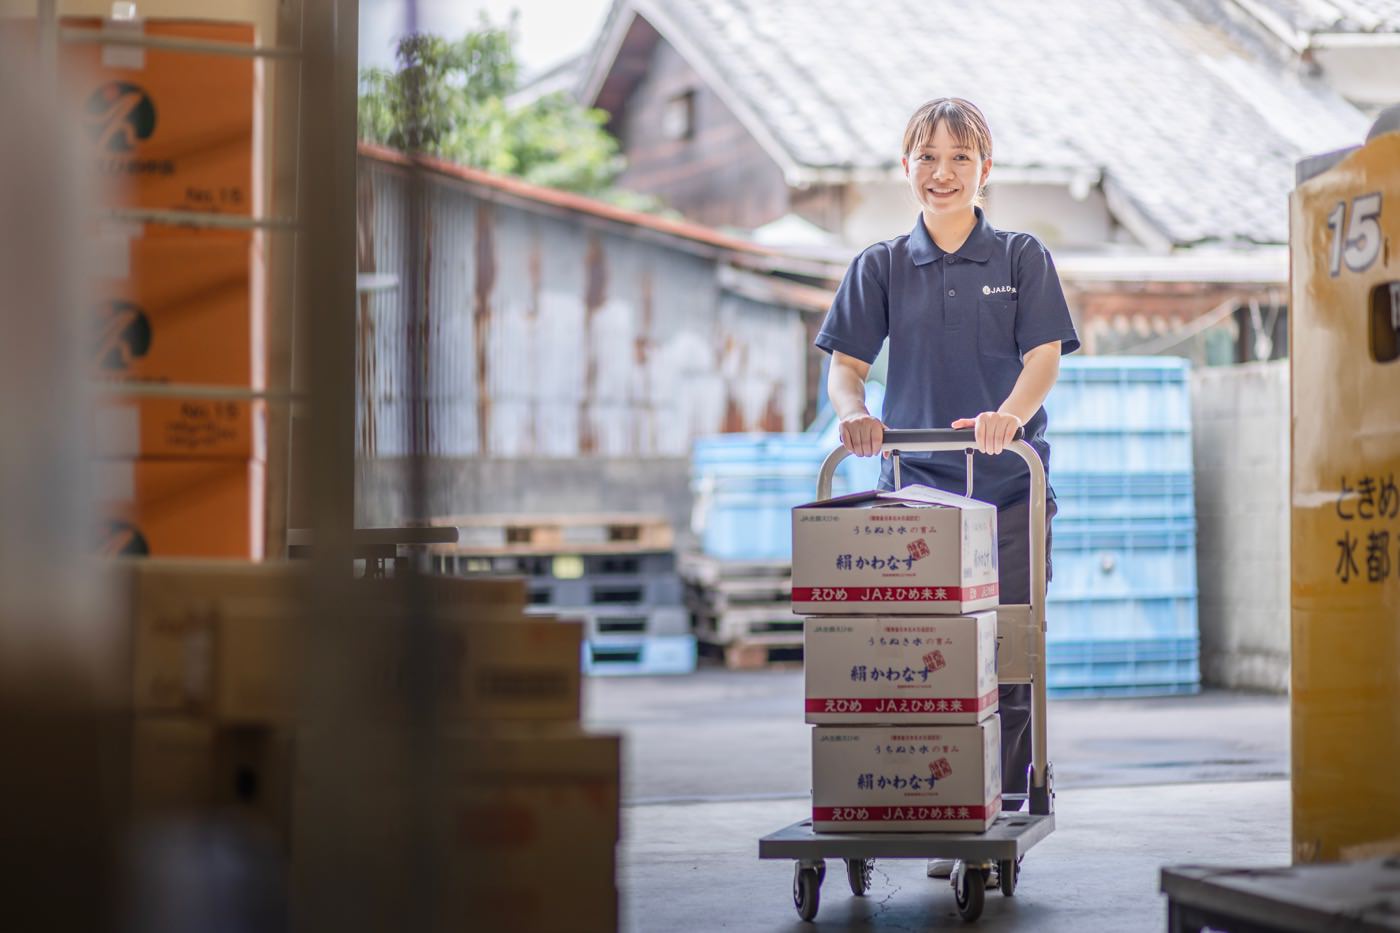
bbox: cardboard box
[93,235,257,386]
[127,560,300,720]
[442,729,619,933]
[804,613,998,724]
[95,397,265,460]
[441,617,583,722]
[97,459,264,558]
[792,485,998,615]
[812,720,1001,833]
[63,18,256,224]
[130,719,292,842]
[296,727,620,933]
[126,561,575,723]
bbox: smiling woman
[814,97,1082,861]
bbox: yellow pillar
[1290,126,1400,863]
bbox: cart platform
[760,811,1054,863]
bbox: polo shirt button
[947,289,956,297]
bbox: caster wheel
[846,858,873,896]
[953,863,985,921]
[999,858,1018,896]
[816,859,826,885]
[793,864,820,922]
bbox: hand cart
[759,428,1055,923]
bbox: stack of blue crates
[692,433,882,562]
[1043,356,1201,698]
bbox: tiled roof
[591,0,1370,246]
[1246,0,1400,33]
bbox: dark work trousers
[996,497,1056,810]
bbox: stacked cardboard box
[122,560,621,932]
[792,485,1003,833]
[60,18,268,558]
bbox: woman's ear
[901,155,910,177]
[981,158,992,187]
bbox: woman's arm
[829,350,885,457]
[951,341,1062,454]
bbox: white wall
[1314,45,1400,113]
[840,179,1119,250]
[1191,360,1290,693]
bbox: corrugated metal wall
[357,156,808,461]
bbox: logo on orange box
[95,300,152,371]
[85,82,157,153]
[101,520,149,556]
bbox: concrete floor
[586,669,1292,932]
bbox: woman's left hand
[951,412,1024,455]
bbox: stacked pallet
[679,551,804,669]
[431,513,696,676]
[121,560,622,932]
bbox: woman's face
[902,120,991,218]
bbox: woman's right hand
[839,412,886,457]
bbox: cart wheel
[793,864,820,922]
[999,858,1018,896]
[816,859,826,885]
[846,858,873,896]
[953,864,985,921]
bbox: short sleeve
[815,245,889,364]
[1012,237,1081,356]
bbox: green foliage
[357,16,637,202]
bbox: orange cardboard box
[97,459,264,559]
[63,18,257,225]
[94,397,265,460]
[93,235,258,386]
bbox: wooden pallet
[688,600,804,644]
[430,513,674,556]
[684,576,791,612]
[677,550,791,588]
[698,635,804,670]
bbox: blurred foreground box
[130,719,292,842]
[124,561,579,722]
[298,727,621,933]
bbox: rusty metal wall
[357,156,808,460]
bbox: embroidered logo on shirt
[983,285,1017,296]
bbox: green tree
[358,17,634,201]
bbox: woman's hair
[901,98,993,162]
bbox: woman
[815,97,1079,878]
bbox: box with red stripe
[812,719,1001,833]
[791,485,998,615]
[804,613,998,725]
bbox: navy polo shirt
[816,209,1080,509]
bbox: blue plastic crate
[1047,635,1200,697]
[1047,429,1194,473]
[1046,357,1192,432]
[1045,594,1199,641]
[1052,472,1196,522]
[1047,636,1200,662]
[581,634,697,677]
[1048,518,1197,600]
[1045,357,1194,475]
[691,432,876,561]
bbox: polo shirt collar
[908,207,996,266]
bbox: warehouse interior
[0,1,1397,931]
